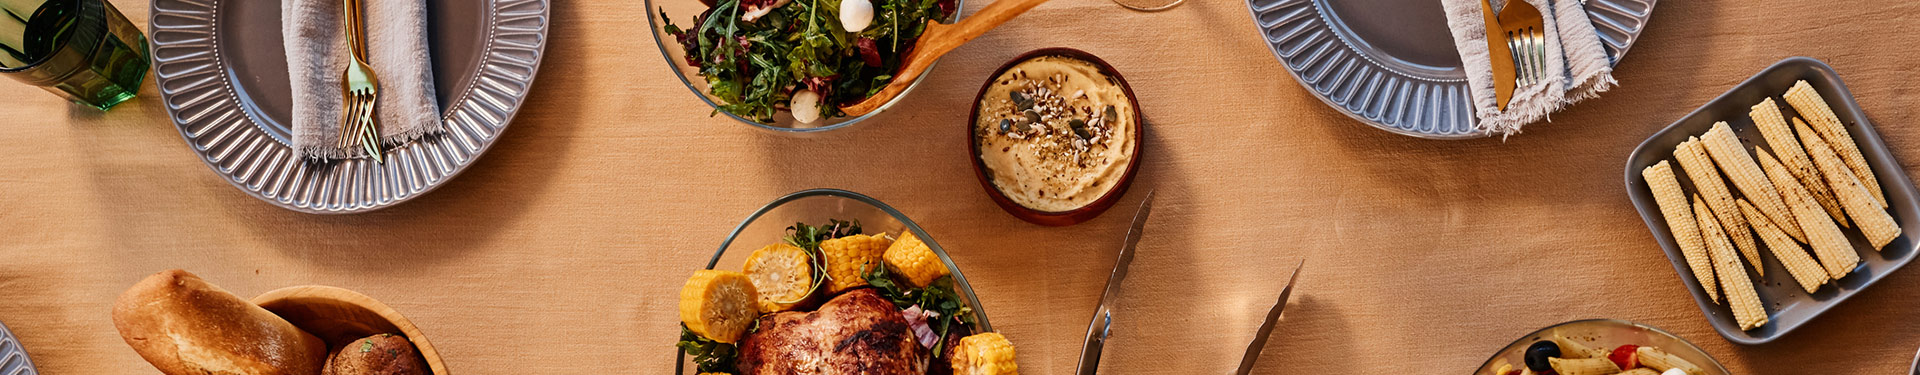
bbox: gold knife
[1481,0,1516,111]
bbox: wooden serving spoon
[839,0,1052,116]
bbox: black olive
[1523,340,1561,373]
[998,119,1012,133]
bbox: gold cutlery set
[1480,0,1545,111]
[337,0,383,163]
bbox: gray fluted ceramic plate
[0,322,36,375]
[151,0,549,213]
[1245,0,1655,139]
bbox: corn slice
[820,234,895,293]
[1800,120,1901,250]
[952,332,1020,375]
[1704,122,1804,246]
[1637,346,1705,375]
[1644,161,1719,303]
[1675,137,1764,258]
[1739,197,1829,293]
[883,231,951,288]
[1754,99,1850,227]
[1548,357,1621,375]
[743,243,818,312]
[1760,149,1860,279]
[679,270,760,343]
[1785,80,1884,205]
[1695,194,1768,330]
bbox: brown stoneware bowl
[252,285,450,375]
[968,48,1144,226]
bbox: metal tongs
[1074,192,1152,375]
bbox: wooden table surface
[6,0,1920,373]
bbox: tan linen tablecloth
[5,0,1920,373]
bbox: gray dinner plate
[1245,0,1655,139]
[0,321,36,375]
[1624,57,1920,344]
[150,0,550,214]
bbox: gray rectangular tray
[1624,56,1920,345]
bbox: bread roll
[112,269,327,375]
[322,334,426,375]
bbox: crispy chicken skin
[737,288,927,375]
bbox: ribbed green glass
[0,0,148,111]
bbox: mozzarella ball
[790,89,823,124]
[840,0,874,32]
[1661,370,1686,375]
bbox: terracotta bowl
[251,286,450,375]
[968,48,1145,226]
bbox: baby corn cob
[1636,346,1705,375]
[820,234,895,293]
[1754,99,1849,227]
[883,231,950,288]
[1695,194,1768,330]
[952,332,1020,375]
[1800,120,1901,250]
[1704,122,1803,247]
[743,243,818,312]
[1785,80,1884,205]
[1675,137,1762,262]
[1761,149,1860,279]
[1547,357,1621,375]
[1739,197,1829,293]
[1644,161,1719,303]
[679,270,761,343]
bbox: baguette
[112,269,327,375]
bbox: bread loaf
[112,269,328,375]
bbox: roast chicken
[737,288,927,375]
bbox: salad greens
[678,325,739,373]
[864,262,974,354]
[662,0,955,123]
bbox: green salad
[662,0,955,124]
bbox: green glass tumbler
[0,0,149,111]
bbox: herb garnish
[865,262,974,354]
[677,325,740,373]
[661,0,954,123]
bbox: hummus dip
[974,55,1137,213]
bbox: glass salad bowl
[646,0,964,133]
[1476,319,1730,375]
[674,188,993,373]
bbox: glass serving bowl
[1475,319,1731,375]
[645,0,964,133]
[674,188,994,374]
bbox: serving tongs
[838,0,1052,116]
[1073,192,1151,375]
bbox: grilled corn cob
[883,231,950,288]
[821,233,895,293]
[679,270,760,343]
[1675,137,1763,261]
[743,243,818,312]
[1704,122,1803,247]
[1753,99,1849,227]
[1785,80,1883,205]
[1696,194,1769,330]
[1645,161,1719,303]
[1548,357,1622,375]
[1739,197,1829,293]
[1636,346,1705,375]
[952,332,1020,375]
[1799,120,1901,250]
[1764,138,1863,278]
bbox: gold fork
[337,0,383,163]
[1498,0,1547,89]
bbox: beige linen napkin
[1440,0,1615,136]
[284,0,442,160]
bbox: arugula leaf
[863,261,975,355]
[677,325,739,373]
